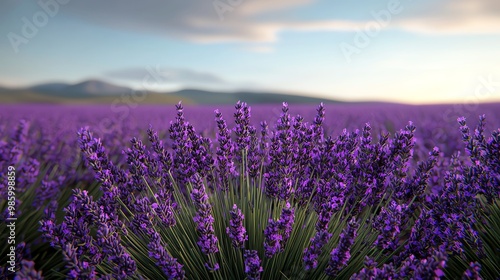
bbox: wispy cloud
[393,0,500,34]
[2,0,499,51]
[3,0,499,54]
[57,0,500,46]
[61,0,313,43]
[243,45,275,53]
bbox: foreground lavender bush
[1,102,499,279]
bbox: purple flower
[190,175,219,255]
[312,102,325,143]
[40,212,64,249]
[264,103,295,200]
[462,262,481,280]
[169,102,198,187]
[15,158,40,193]
[264,219,282,258]
[264,203,295,258]
[226,204,247,249]
[187,125,214,182]
[93,204,137,278]
[247,126,261,178]
[351,257,396,280]
[15,260,43,280]
[214,109,237,191]
[130,197,155,236]
[147,125,173,176]
[61,190,102,264]
[259,121,270,163]
[315,190,342,231]
[244,250,263,280]
[458,115,499,204]
[421,158,484,258]
[397,147,440,202]
[62,243,98,280]
[372,200,407,251]
[404,209,435,260]
[204,262,220,272]
[148,231,185,279]
[388,122,417,200]
[97,221,137,279]
[398,250,447,279]
[32,177,63,209]
[41,188,137,279]
[124,137,150,192]
[234,101,252,152]
[78,127,124,214]
[303,230,332,270]
[278,202,295,244]
[325,218,359,277]
[152,189,177,227]
[12,119,30,144]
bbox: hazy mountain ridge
[0,79,342,104]
[29,82,70,92]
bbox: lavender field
[1,102,499,279]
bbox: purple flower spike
[62,243,98,280]
[372,200,407,251]
[303,230,332,271]
[414,250,447,279]
[215,109,237,191]
[234,101,252,152]
[169,102,200,187]
[147,125,173,175]
[264,203,295,258]
[148,232,185,279]
[312,102,325,142]
[325,218,359,277]
[278,202,295,244]
[124,137,150,192]
[190,175,219,255]
[264,102,295,200]
[244,250,263,280]
[152,188,177,227]
[351,257,396,279]
[226,204,247,249]
[247,126,261,178]
[264,219,282,258]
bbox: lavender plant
[0,103,499,279]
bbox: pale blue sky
[1,0,500,104]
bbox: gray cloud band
[6,0,500,53]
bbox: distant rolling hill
[168,89,336,104]
[26,80,135,98]
[29,82,70,92]
[0,79,340,104]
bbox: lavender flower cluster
[0,102,499,279]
